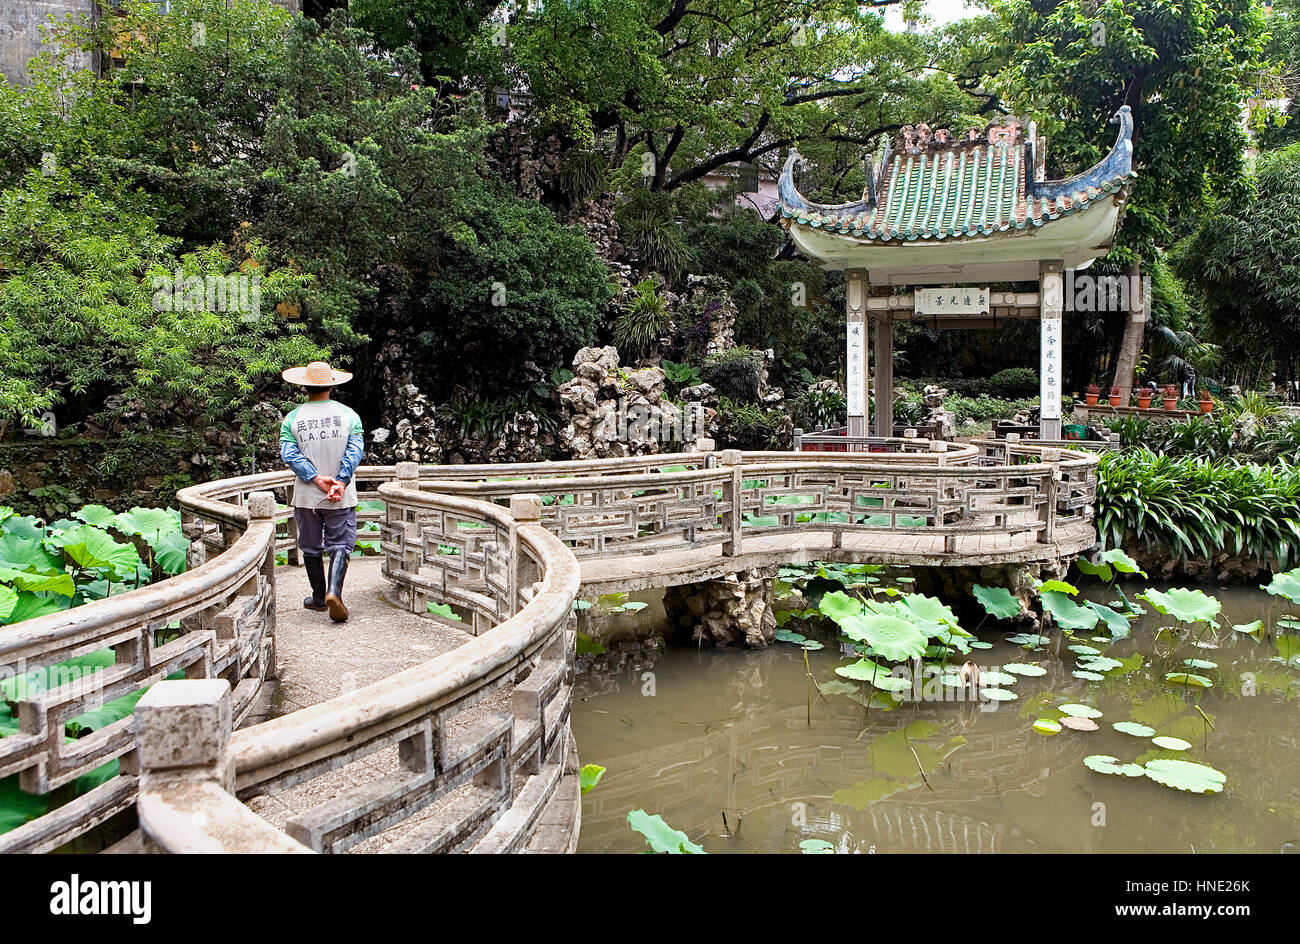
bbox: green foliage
[1178,143,1300,388]
[700,348,765,403]
[1096,448,1300,569]
[713,397,786,451]
[626,809,706,854]
[791,384,847,431]
[613,279,670,364]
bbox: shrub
[987,367,1039,399]
[613,279,669,364]
[714,396,786,450]
[791,385,846,430]
[700,347,765,402]
[1096,449,1300,569]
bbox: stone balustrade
[0,439,1095,853]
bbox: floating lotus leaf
[1058,704,1103,719]
[1164,672,1213,688]
[1113,721,1156,737]
[1182,658,1217,670]
[1098,548,1147,576]
[627,810,706,853]
[1041,590,1100,630]
[1151,736,1191,751]
[1078,655,1124,672]
[1038,578,1079,595]
[1232,620,1264,634]
[799,839,834,855]
[1068,644,1102,656]
[1191,641,1219,650]
[980,687,1017,701]
[1006,633,1051,647]
[1073,670,1105,681]
[938,674,965,687]
[1262,568,1300,603]
[1032,719,1062,735]
[967,640,994,649]
[775,628,823,650]
[1142,759,1226,794]
[1060,716,1099,731]
[1139,587,1222,625]
[1003,662,1047,677]
[1084,755,1144,777]
[834,658,910,692]
[1279,618,1300,630]
[971,584,1022,619]
[980,670,1018,686]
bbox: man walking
[279,361,365,622]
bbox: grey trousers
[294,506,357,556]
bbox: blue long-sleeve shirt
[279,400,365,508]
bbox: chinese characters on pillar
[1040,314,1062,419]
[847,321,865,417]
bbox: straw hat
[281,361,352,386]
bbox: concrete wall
[0,0,97,85]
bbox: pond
[573,581,1300,854]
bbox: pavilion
[778,107,1137,440]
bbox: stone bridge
[0,438,1098,853]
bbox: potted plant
[1197,389,1214,414]
[1136,386,1153,409]
[1162,384,1179,411]
[1108,385,1123,407]
[1085,383,1100,406]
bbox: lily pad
[1142,759,1226,794]
[1084,755,1145,778]
[1262,568,1300,603]
[1006,633,1051,647]
[626,810,706,853]
[1032,719,1062,735]
[799,839,834,854]
[1041,590,1100,630]
[1060,716,1099,732]
[1078,655,1124,672]
[1003,662,1047,677]
[1058,704,1103,719]
[1072,670,1105,681]
[1113,721,1156,737]
[979,670,1018,686]
[1098,548,1147,576]
[1181,658,1217,670]
[1164,672,1213,689]
[1151,736,1191,751]
[980,687,1017,701]
[1232,620,1264,634]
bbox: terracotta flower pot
[1108,394,1122,407]
[1198,399,1213,414]
[1136,394,1152,409]
[1163,397,1178,411]
[1085,393,1099,406]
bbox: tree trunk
[1112,259,1145,400]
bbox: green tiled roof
[779,109,1136,243]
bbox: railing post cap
[395,461,420,481]
[694,437,716,453]
[246,491,276,519]
[135,679,232,771]
[509,493,542,522]
[903,428,917,439]
[719,449,743,466]
[928,440,947,452]
[1006,432,1021,442]
[1041,447,1061,462]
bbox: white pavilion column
[874,315,894,439]
[1040,260,1064,440]
[845,269,868,439]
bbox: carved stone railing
[1,440,1095,853]
[0,491,278,854]
[379,442,1097,565]
[134,480,580,854]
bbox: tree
[989,0,1270,395]
[1177,143,1300,392]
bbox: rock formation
[662,568,779,648]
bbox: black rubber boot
[303,554,327,611]
[325,549,349,623]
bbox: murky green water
[574,584,1300,853]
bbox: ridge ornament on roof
[779,106,1136,245]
